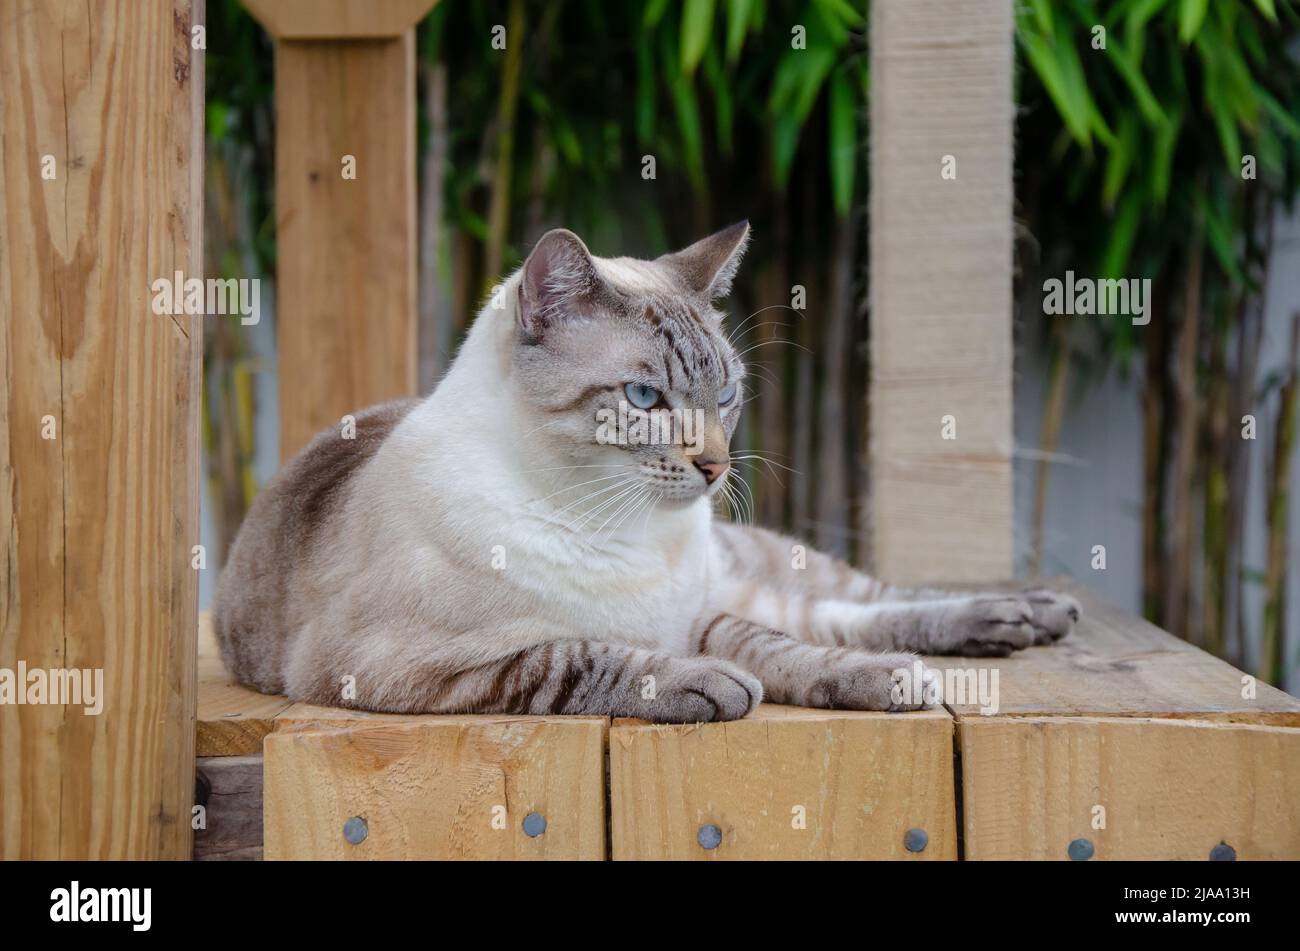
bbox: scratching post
[869,0,1015,584]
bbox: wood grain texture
[243,0,437,39]
[195,755,264,860]
[933,584,1300,724]
[198,613,292,755]
[869,0,1014,584]
[264,718,607,859]
[960,716,1300,860]
[609,704,957,860]
[274,34,418,461]
[1,0,202,859]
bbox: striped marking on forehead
[642,301,729,390]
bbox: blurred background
[201,0,1300,691]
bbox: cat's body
[215,224,1079,722]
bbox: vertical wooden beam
[869,0,1014,584]
[1,0,203,859]
[242,0,437,461]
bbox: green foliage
[1016,0,1300,367]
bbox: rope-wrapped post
[869,0,1015,584]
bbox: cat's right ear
[518,229,600,338]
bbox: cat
[214,222,1080,723]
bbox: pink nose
[694,459,729,485]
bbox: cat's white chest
[507,505,712,655]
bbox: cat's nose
[694,458,729,485]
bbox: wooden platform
[195,587,1300,860]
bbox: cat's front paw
[809,652,937,712]
[934,596,1036,656]
[1020,588,1082,644]
[646,658,762,723]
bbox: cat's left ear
[658,220,750,300]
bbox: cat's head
[510,223,750,510]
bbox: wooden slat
[960,716,1300,860]
[264,718,607,859]
[609,705,957,860]
[1,0,202,859]
[933,586,1300,724]
[242,0,437,39]
[273,34,418,460]
[198,614,293,756]
[195,755,264,861]
[869,0,1014,583]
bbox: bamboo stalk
[1030,317,1071,575]
[1261,313,1299,685]
[1142,273,1172,623]
[418,59,450,392]
[1203,317,1229,655]
[815,213,857,557]
[484,0,525,284]
[1164,229,1205,639]
[1225,200,1273,669]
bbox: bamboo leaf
[644,0,672,29]
[1149,108,1182,206]
[1106,37,1169,127]
[1103,113,1137,209]
[1018,22,1092,146]
[1029,0,1054,35]
[828,71,856,216]
[725,0,754,63]
[681,0,716,76]
[1178,0,1208,43]
[1099,192,1142,278]
[703,45,734,155]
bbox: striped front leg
[694,613,937,712]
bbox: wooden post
[869,0,1015,584]
[0,0,203,859]
[242,0,437,461]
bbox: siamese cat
[214,223,1078,722]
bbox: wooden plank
[960,716,1300,860]
[609,705,957,860]
[195,755,264,861]
[869,0,1014,583]
[934,586,1300,724]
[198,614,293,756]
[264,718,607,859]
[242,0,437,39]
[273,34,418,460]
[0,0,202,860]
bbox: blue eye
[719,382,738,406]
[625,382,661,410]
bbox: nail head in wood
[522,812,547,838]
[904,827,929,853]
[1068,837,1094,861]
[1210,843,1236,861]
[697,823,722,850]
[343,816,368,845]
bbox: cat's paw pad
[1020,589,1082,644]
[811,653,937,712]
[650,659,761,723]
[942,596,1035,656]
